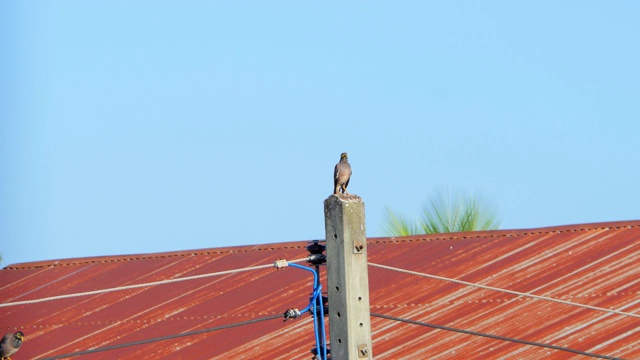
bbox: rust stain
[1,220,639,359]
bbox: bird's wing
[0,336,8,357]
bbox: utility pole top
[324,194,373,359]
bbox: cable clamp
[273,259,288,269]
[283,308,301,321]
[307,254,326,265]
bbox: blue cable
[318,283,327,360]
[311,290,320,357]
[290,263,318,314]
[288,263,327,360]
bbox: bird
[0,331,24,360]
[334,152,352,195]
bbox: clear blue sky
[1,2,638,267]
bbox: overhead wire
[371,313,624,360]
[40,314,282,359]
[369,262,640,319]
[0,258,309,308]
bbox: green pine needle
[383,189,501,236]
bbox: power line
[1,258,309,308]
[369,262,640,319]
[40,314,282,359]
[371,313,625,360]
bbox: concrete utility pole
[324,194,373,359]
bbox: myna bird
[0,331,24,360]
[333,152,352,195]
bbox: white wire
[369,262,640,319]
[0,258,309,308]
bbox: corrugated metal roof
[1,221,639,359]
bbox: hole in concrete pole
[338,338,342,344]
[335,286,340,292]
[359,322,363,327]
[333,234,337,240]
[337,312,341,318]
[358,296,362,301]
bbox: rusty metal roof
[1,220,639,359]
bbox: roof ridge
[5,220,639,270]
[3,242,309,270]
[368,220,640,244]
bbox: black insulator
[306,240,326,255]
